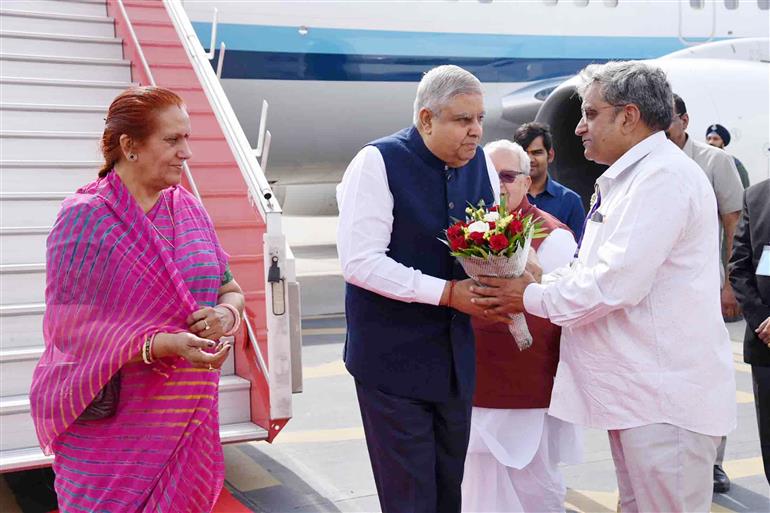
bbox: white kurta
[524,132,737,436]
[462,228,582,513]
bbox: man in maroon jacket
[461,140,582,512]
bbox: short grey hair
[413,65,483,125]
[576,61,673,131]
[484,139,531,175]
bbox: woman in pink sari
[29,86,244,512]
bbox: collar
[543,175,559,196]
[601,131,666,183]
[528,175,556,198]
[406,125,450,169]
[682,133,695,159]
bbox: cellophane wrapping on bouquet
[457,238,533,350]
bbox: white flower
[483,212,500,222]
[468,221,489,233]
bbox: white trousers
[462,415,566,513]
[608,424,720,513]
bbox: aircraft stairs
[0,0,300,473]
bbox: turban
[706,123,731,147]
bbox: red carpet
[48,486,254,513]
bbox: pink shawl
[30,171,228,512]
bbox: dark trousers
[752,365,770,485]
[355,379,473,513]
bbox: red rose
[447,223,464,240]
[450,237,468,251]
[489,205,498,212]
[508,220,523,235]
[469,231,485,244]
[489,233,509,252]
[488,221,496,230]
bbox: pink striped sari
[30,171,228,512]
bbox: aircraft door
[678,0,717,45]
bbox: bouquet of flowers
[443,199,545,350]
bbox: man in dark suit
[336,65,498,512]
[729,178,770,485]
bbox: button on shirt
[523,131,737,436]
[336,145,500,305]
[527,176,586,238]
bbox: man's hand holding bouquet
[443,198,545,350]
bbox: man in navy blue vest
[336,65,499,513]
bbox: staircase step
[0,341,238,402]
[0,192,67,228]
[1,0,107,18]
[0,53,130,81]
[0,419,268,472]
[0,373,253,453]
[0,77,131,106]
[0,131,101,161]
[219,421,268,444]
[0,9,115,38]
[0,30,122,59]
[0,304,45,350]
[0,347,44,396]
[0,103,109,132]
[0,446,53,472]
[0,160,98,193]
[0,395,39,451]
[0,264,45,306]
[0,227,48,266]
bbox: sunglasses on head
[498,170,526,183]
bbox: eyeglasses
[498,170,527,183]
[580,103,627,121]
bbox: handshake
[442,251,543,323]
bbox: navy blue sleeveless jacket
[343,126,494,401]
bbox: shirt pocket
[577,217,606,268]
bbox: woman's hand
[153,332,231,370]
[187,306,235,340]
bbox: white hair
[413,65,483,125]
[483,139,531,175]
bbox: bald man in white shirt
[471,61,736,512]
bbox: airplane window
[724,0,739,8]
[690,0,705,7]
[759,0,769,9]
[603,0,619,6]
[574,0,589,5]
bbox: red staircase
[107,0,288,440]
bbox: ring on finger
[203,320,210,331]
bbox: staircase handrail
[163,0,296,428]
[113,0,280,405]
[162,0,280,219]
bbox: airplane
[524,37,770,204]
[180,0,770,214]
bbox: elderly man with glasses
[470,61,736,512]
[462,139,581,513]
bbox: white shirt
[523,131,737,436]
[336,143,500,305]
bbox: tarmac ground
[2,316,768,512]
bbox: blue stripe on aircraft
[209,49,606,82]
[192,22,702,60]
